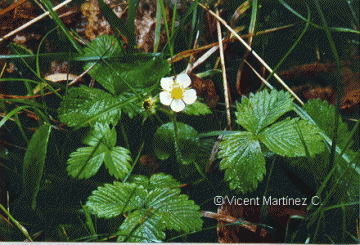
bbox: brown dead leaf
[188,72,220,108]
[213,196,309,243]
[277,60,359,112]
[80,0,111,41]
[135,0,159,53]
[340,66,360,112]
[302,85,337,106]
[13,1,34,20]
[215,198,276,243]
[341,88,360,112]
[140,155,159,175]
[230,0,251,27]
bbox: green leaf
[104,146,132,180]
[153,123,173,160]
[82,122,116,148]
[83,122,116,148]
[66,144,108,179]
[83,35,124,95]
[58,85,141,127]
[182,100,212,115]
[83,34,170,95]
[149,173,182,190]
[294,103,360,177]
[146,188,203,233]
[128,173,182,190]
[59,85,118,126]
[118,92,144,119]
[85,182,148,218]
[153,122,200,163]
[126,0,139,54]
[259,117,325,157]
[117,209,165,242]
[22,124,51,210]
[107,126,117,148]
[235,89,293,134]
[85,178,202,241]
[303,99,354,149]
[302,99,360,200]
[81,201,97,236]
[128,175,150,187]
[346,149,360,199]
[218,131,266,192]
[66,122,131,180]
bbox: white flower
[159,73,197,112]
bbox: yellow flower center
[171,85,183,100]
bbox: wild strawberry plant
[52,32,359,240]
[0,0,359,243]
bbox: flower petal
[160,77,174,91]
[175,73,191,88]
[171,99,185,112]
[183,89,197,105]
[159,91,172,106]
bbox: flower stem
[171,113,185,164]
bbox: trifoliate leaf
[182,100,212,115]
[117,209,165,242]
[146,188,203,233]
[153,122,200,164]
[58,85,142,127]
[86,177,202,242]
[104,146,132,180]
[83,122,116,149]
[83,34,171,95]
[67,122,131,180]
[235,89,293,134]
[218,131,266,192]
[66,144,108,179]
[303,99,354,149]
[258,117,324,157]
[85,182,148,218]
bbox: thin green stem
[171,113,183,163]
[266,3,311,83]
[10,48,63,99]
[171,0,178,36]
[122,141,145,183]
[119,122,130,152]
[0,203,33,241]
[192,160,206,179]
